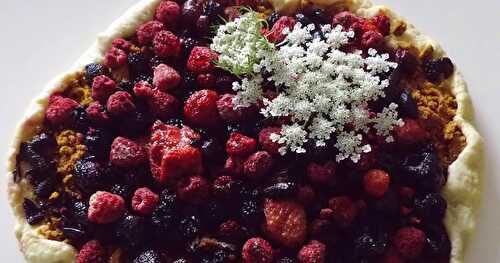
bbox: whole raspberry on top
[243,151,274,180]
[91,75,117,103]
[104,47,128,69]
[45,95,79,126]
[131,187,159,215]
[183,89,221,127]
[88,191,125,224]
[155,0,181,27]
[262,199,307,248]
[226,132,257,157]
[267,16,296,43]
[136,20,165,45]
[153,64,181,91]
[224,156,244,176]
[297,240,326,263]
[111,38,132,52]
[86,101,111,126]
[393,118,428,145]
[159,145,203,184]
[76,240,105,263]
[328,196,358,228]
[363,169,391,198]
[306,161,336,185]
[187,46,218,74]
[258,127,282,155]
[110,136,147,168]
[393,227,426,259]
[242,237,274,263]
[148,89,180,121]
[106,91,136,117]
[196,73,216,89]
[153,30,181,58]
[216,94,256,122]
[177,175,210,204]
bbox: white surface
[0,0,498,262]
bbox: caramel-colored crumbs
[37,217,65,241]
[65,72,93,106]
[412,82,466,165]
[63,174,82,199]
[56,130,87,175]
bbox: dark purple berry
[133,249,163,263]
[397,90,419,118]
[84,129,113,160]
[262,182,297,199]
[295,13,312,26]
[165,118,185,128]
[179,214,202,239]
[395,48,418,75]
[415,193,447,221]
[201,138,225,163]
[401,147,445,191]
[423,57,454,83]
[116,214,147,247]
[23,198,44,225]
[84,63,107,84]
[110,184,134,200]
[424,224,451,257]
[73,159,105,195]
[128,52,150,76]
[310,8,329,24]
[240,200,262,226]
[268,12,281,27]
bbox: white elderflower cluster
[230,22,402,162]
[210,10,273,76]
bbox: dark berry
[353,232,387,258]
[276,257,296,263]
[71,106,90,131]
[150,204,178,236]
[201,138,226,163]
[73,160,105,195]
[424,224,451,257]
[295,13,312,26]
[29,133,55,154]
[179,214,202,239]
[128,52,150,76]
[401,147,444,191]
[371,189,400,216]
[180,36,201,58]
[115,214,147,247]
[110,184,134,200]
[181,0,203,26]
[203,0,223,21]
[240,200,262,226]
[69,201,89,225]
[310,8,329,24]
[415,193,447,221]
[202,201,228,227]
[84,129,113,160]
[61,227,86,240]
[262,182,297,199]
[165,118,185,128]
[397,90,419,118]
[212,249,230,263]
[395,48,418,75]
[84,63,107,84]
[423,57,454,83]
[133,249,163,263]
[34,176,57,199]
[268,12,281,27]
[23,198,44,225]
[19,143,52,173]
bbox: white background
[0,0,499,262]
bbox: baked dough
[6,0,483,262]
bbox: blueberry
[262,182,297,199]
[133,249,163,263]
[23,198,44,225]
[268,12,281,27]
[423,57,454,83]
[73,160,105,194]
[397,90,419,118]
[179,215,202,239]
[84,63,107,84]
[115,214,147,247]
[415,193,447,221]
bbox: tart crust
[6,0,483,262]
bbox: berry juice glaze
[14,1,461,262]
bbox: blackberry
[84,63,107,84]
[310,8,329,24]
[84,129,113,160]
[179,215,202,239]
[69,201,89,225]
[268,12,281,27]
[29,133,54,154]
[159,189,179,209]
[181,71,198,91]
[401,147,445,191]
[134,73,154,84]
[424,224,451,257]
[201,138,225,163]
[397,90,419,118]
[180,36,201,58]
[118,80,134,94]
[371,189,400,216]
[61,227,86,240]
[395,48,418,75]
[203,0,223,20]
[295,13,313,26]
[73,159,105,195]
[353,232,387,258]
[262,182,297,199]
[215,74,236,92]
[305,140,332,162]
[172,259,189,263]
[128,52,150,76]
[415,193,447,221]
[423,57,454,83]
[165,118,185,128]
[150,204,178,235]
[71,106,89,132]
[133,249,163,263]
[23,198,44,225]
[240,200,262,226]
[19,143,51,174]
[202,201,228,227]
[118,111,154,137]
[149,55,168,68]
[115,214,147,247]
[277,256,296,263]
[34,176,57,199]
[110,184,134,200]
[211,249,230,263]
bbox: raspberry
[91,75,117,103]
[297,240,326,263]
[76,240,105,263]
[177,175,210,204]
[186,46,218,74]
[371,14,391,36]
[328,196,358,228]
[394,118,428,145]
[258,127,282,155]
[216,94,255,122]
[331,11,362,28]
[267,16,296,43]
[393,227,426,259]
[226,132,257,157]
[224,6,239,21]
[382,247,405,263]
[104,47,128,69]
[88,191,125,224]
[153,30,181,58]
[111,38,132,52]
[306,161,336,184]
[243,151,274,180]
[133,81,154,97]
[158,145,203,183]
[183,89,221,127]
[155,1,181,27]
[137,20,165,45]
[224,156,244,176]
[196,73,216,89]
[132,187,160,215]
[263,199,307,247]
[45,95,79,126]
[153,64,181,91]
[110,136,147,168]
[106,91,136,117]
[363,169,391,197]
[361,30,384,48]
[148,89,180,120]
[242,237,274,263]
[218,220,243,241]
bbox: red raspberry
[363,169,391,198]
[297,184,315,206]
[331,11,363,28]
[263,199,307,247]
[104,47,127,69]
[177,175,210,204]
[91,75,117,103]
[328,196,358,228]
[153,64,181,91]
[382,247,405,263]
[153,30,181,58]
[258,127,282,155]
[216,94,256,122]
[224,6,239,21]
[183,89,221,127]
[393,227,426,259]
[219,220,243,240]
[242,237,274,263]
[155,0,181,27]
[136,20,165,45]
[394,118,428,145]
[224,156,244,176]
[212,175,234,197]
[86,101,111,126]
[186,46,218,74]
[371,14,391,36]
[88,191,125,224]
[110,136,147,168]
[131,187,159,215]
[196,73,216,89]
[106,91,136,117]
[243,151,274,180]
[226,132,257,157]
[306,161,336,184]
[159,145,203,184]
[45,95,79,126]
[267,16,296,43]
[133,81,154,97]
[361,30,384,48]
[297,240,326,263]
[319,208,334,220]
[111,38,132,52]
[76,240,105,263]
[148,89,180,120]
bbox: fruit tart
[7,0,483,262]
